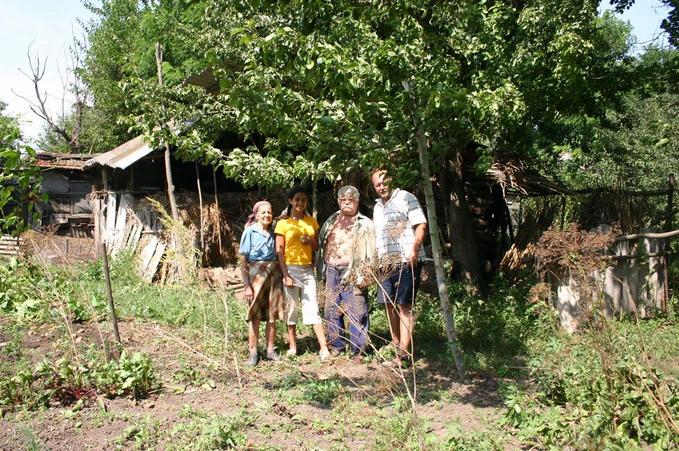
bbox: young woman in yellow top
[274,186,330,361]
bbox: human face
[289,192,308,217]
[337,195,358,217]
[256,204,273,228]
[371,170,392,201]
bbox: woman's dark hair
[284,185,308,217]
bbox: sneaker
[319,348,331,361]
[286,348,297,357]
[245,353,259,367]
[266,350,281,362]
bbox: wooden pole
[196,162,205,264]
[664,173,675,312]
[213,168,223,257]
[101,241,122,347]
[312,177,318,219]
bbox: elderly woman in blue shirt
[239,200,285,366]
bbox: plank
[144,241,166,282]
[104,193,117,245]
[137,236,158,275]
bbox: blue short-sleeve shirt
[239,223,276,261]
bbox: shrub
[504,324,679,448]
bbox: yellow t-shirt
[274,216,319,265]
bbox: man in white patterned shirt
[371,169,427,367]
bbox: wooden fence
[0,235,21,258]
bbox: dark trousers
[324,265,369,354]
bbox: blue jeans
[324,265,369,354]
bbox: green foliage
[0,103,42,234]
[372,412,429,451]
[172,360,208,387]
[0,258,44,316]
[0,257,109,323]
[114,416,163,449]
[90,350,161,400]
[80,0,211,152]
[168,405,249,450]
[0,350,160,412]
[443,422,503,451]
[303,377,342,406]
[451,274,555,375]
[502,319,679,448]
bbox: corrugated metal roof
[84,135,155,170]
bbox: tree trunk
[196,162,205,264]
[155,43,180,222]
[415,126,466,381]
[312,178,318,219]
[447,150,481,289]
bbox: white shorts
[284,265,322,325]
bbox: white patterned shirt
[373,189,427,262]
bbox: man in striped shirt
[371,169,427,367]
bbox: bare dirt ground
[0,318,508,450]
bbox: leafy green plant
[114,417,163,450]
[0,350,160,412]
[172,360,207,387]
[444,422,503,451]
[91,351,161,400]
[169,406,249,450]
[303,378,342,406]
[0,259,44,317]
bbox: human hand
[283,275,294,287]
[300,235,311,245]
[244,285,254,302]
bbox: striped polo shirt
[373,188,427,262]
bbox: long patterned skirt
[246,261,285,323]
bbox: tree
[0,102,42,234]
[79,0,210,153]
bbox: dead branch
[13,42,86,152]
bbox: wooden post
[102,167,110,190]
[663,173,675,312]
[196,162,205,264]
[665,174,675,232]
[213,168,223,257]
[312,178,318,219]
[101,241,122,348]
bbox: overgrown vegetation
[2,243,678,448]
[502,315,679,449]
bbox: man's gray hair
[337,185,360,199]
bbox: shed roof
[84,135,155,170]
[483,161,573,196]
[36,152,98,171]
